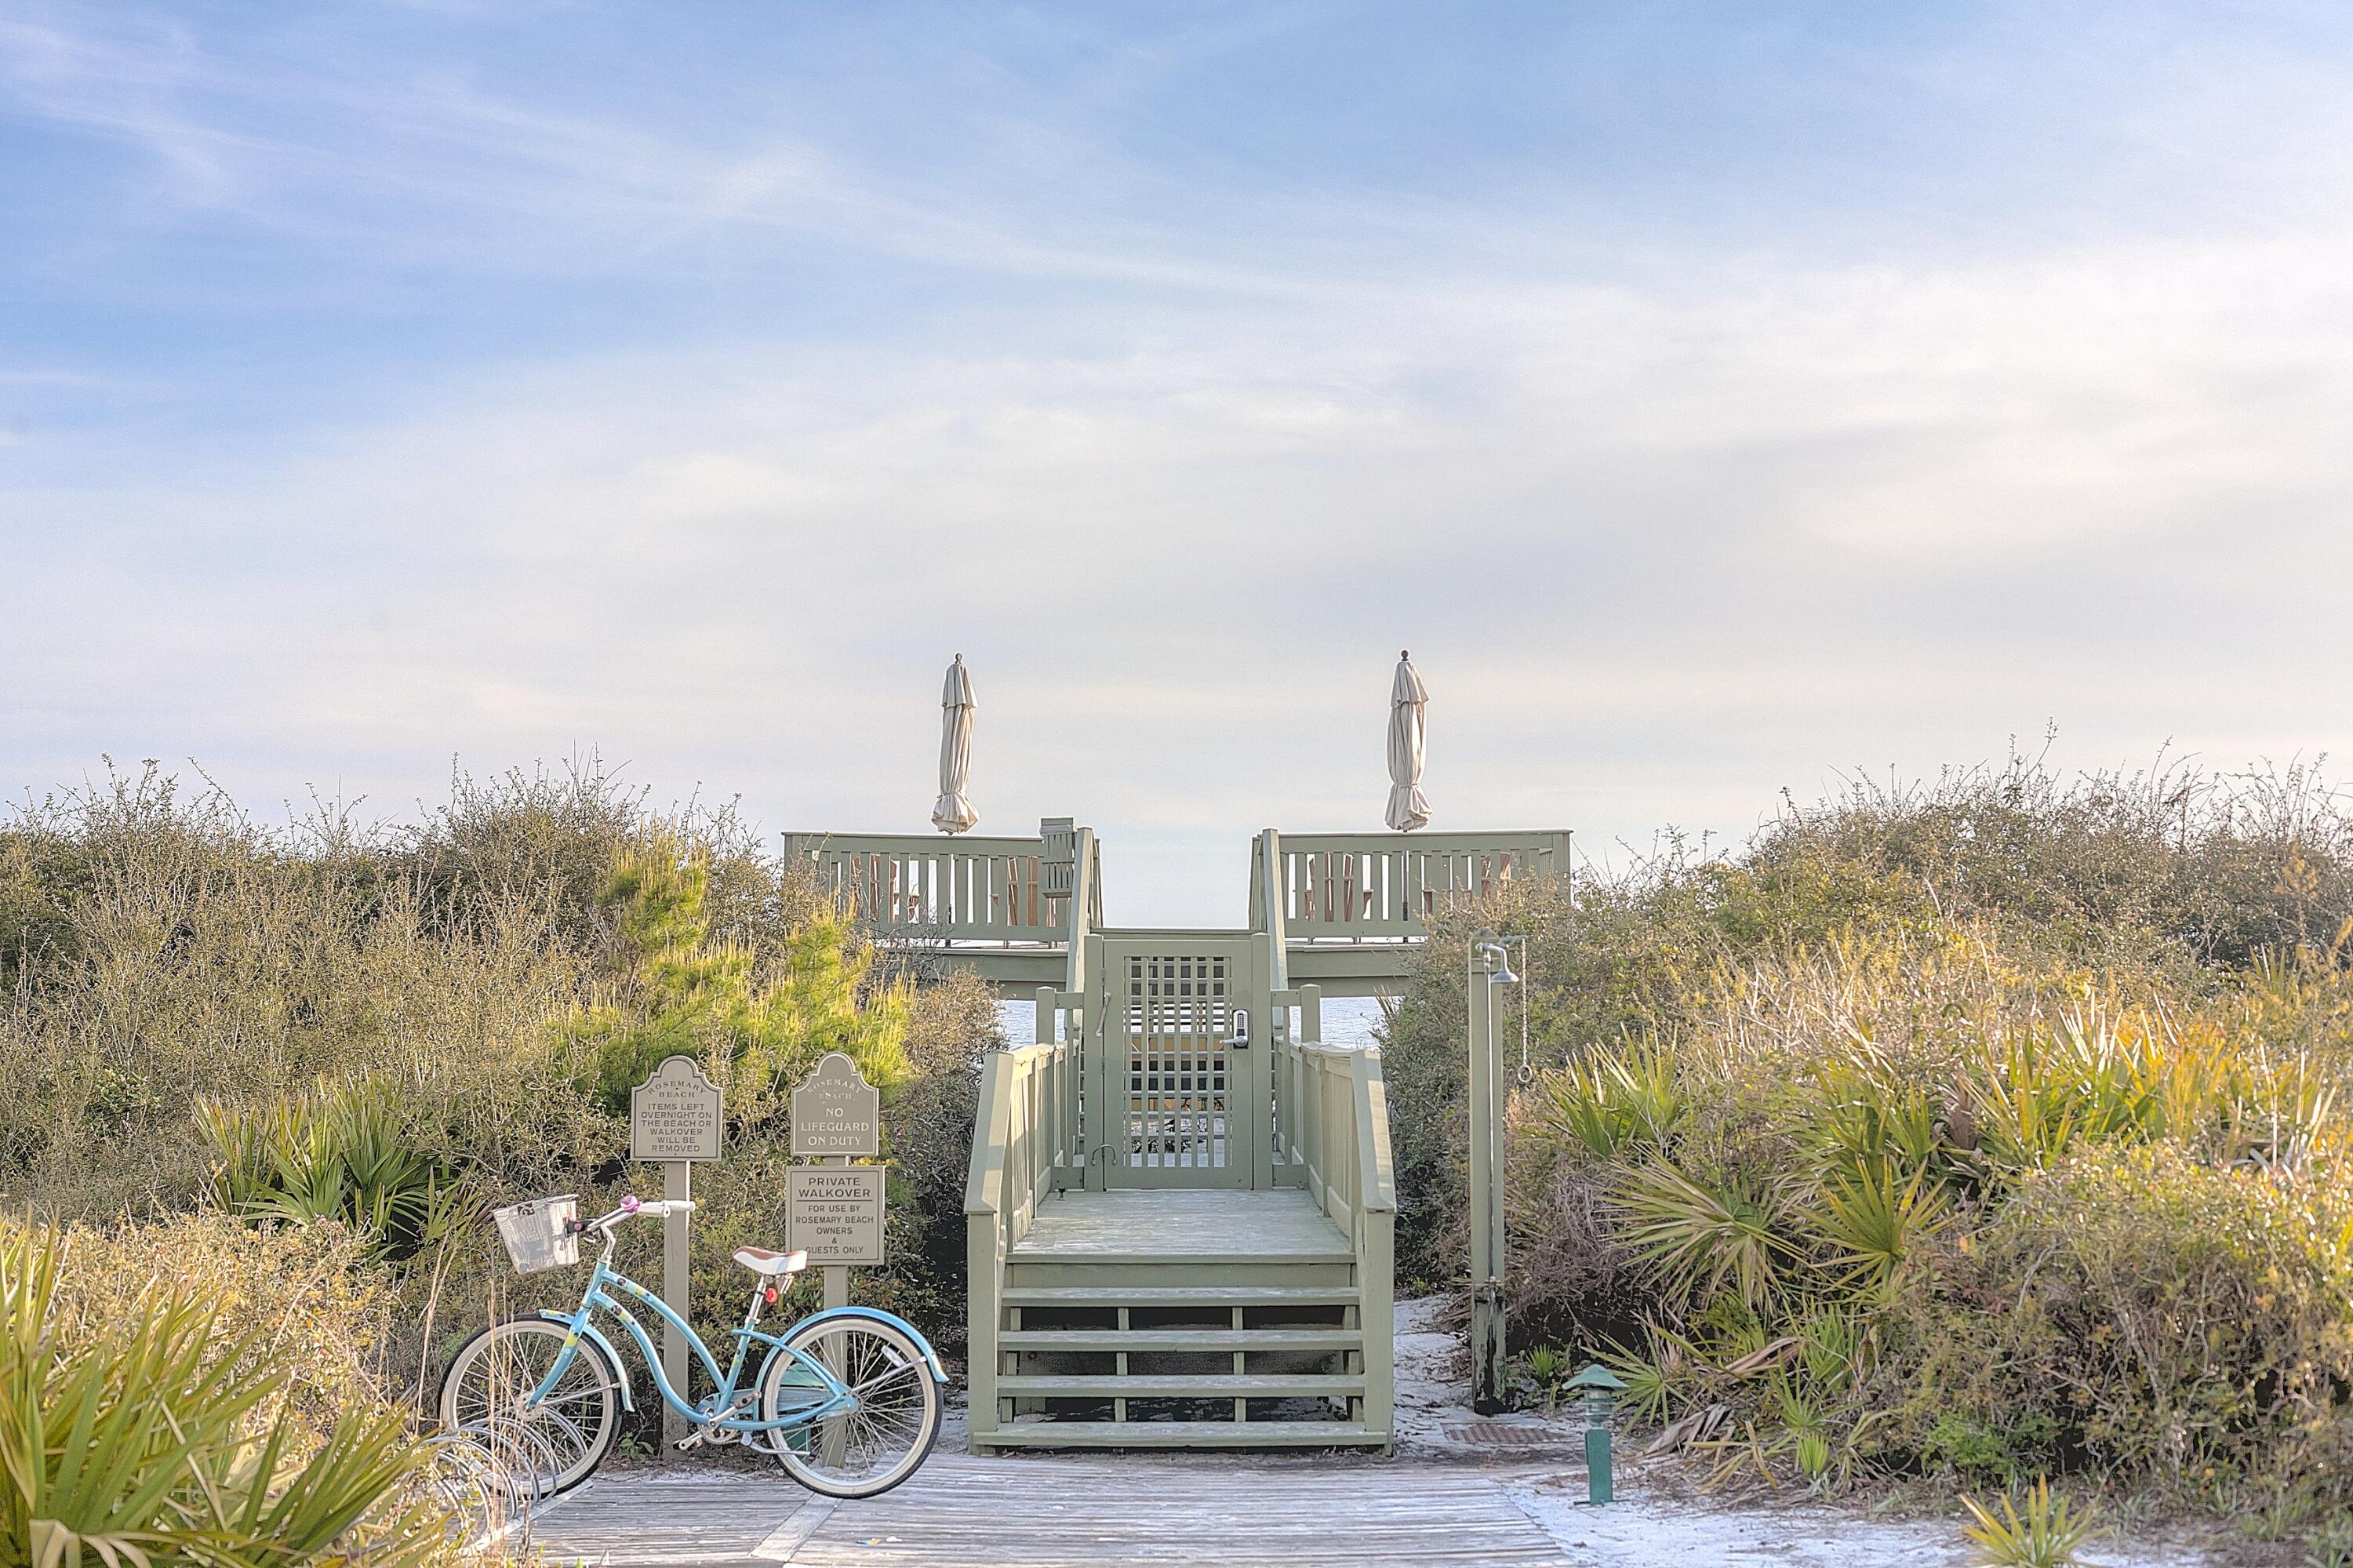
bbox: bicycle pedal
[672,1432,708,1452]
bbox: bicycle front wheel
[758,1316,940,1499]
[438,1319,620,1499]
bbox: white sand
[1390,1297,2217,1567]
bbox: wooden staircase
[976,1189,1387,1448]
[787,821,1567,1454]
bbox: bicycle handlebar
[580,1197,700,1233]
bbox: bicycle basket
[493,1195,580,1275]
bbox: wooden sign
[791,1052,881,1157]
[630,1056,724,1162]
[787,1166,886,1265]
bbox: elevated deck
[791,819,1568,1452]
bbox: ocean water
[991,993,1388,1049]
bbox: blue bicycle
[438,1194,946,1500]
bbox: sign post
[630,1055,723,1450]
[791,1053,882,1310]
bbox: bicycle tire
[438,1318,622,1498]
[757,1315,941,1499]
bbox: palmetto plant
[0,1223,449,1568]
[197,1078,478,1266]
[1519,1345,1571,1411]
[1975,1005,2253,1175]
[1810,1159,1955,1298]
[1617,1162,1800,1312]
[1537,1043,1685,1161]
[1960,1478,2100,1568]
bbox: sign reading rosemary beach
[791,1052,881,1156]
[787,1166,886,1264]
[629,1055,723,1162]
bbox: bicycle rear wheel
[758,1316,940,1499]
[438,1319,620,1498]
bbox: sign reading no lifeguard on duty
[791,1052,881,1156]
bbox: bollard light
[1563,1363,1628,1506]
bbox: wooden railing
[784,826,1099,945]
[962,1038,1082,1444]
[1275,1021,1397,1440]
[1254,829,1572,941]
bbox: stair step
[1009,1244,1355,1266]
[998,1373,1365,1399]
[1002,1285,1358,1308]
[1000,1328,1358,1352]
[978,1420,1387,1450]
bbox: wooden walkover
[785,821,1569,1451]
[533,1450,1576,1566]
[1009,1188,1351,1263]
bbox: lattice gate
[1086,933,1267,1189]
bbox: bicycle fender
[534,1311,636,1410]
[796,1305,950,1384]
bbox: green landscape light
[1563,1363,1627,1506]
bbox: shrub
[1382,754,2353,1539]
[0,760,997,1384]
[2,1213,458,1568]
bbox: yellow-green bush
[1381,757,2353,1534]
[2,1213,459,1568]
[0,760,1000,1393]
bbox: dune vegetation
[1380,754,2353,1553]
[11,748,2353,1559]
[0,762,998,1472]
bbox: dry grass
[0,759,1000,1407]
[1380,754,2353,1544]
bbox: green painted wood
[997,1328,1359,1352]
[911,821,1558,1451]
[1006,1261,1357,1289]
[1001,1284,1358,1308]
[1267,830,1573,942]
[1087,933,1261,1189]
[975,1421,1388,1450]
[996,1373,1365,1398]
[1009,1188,1351,1264]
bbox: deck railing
[1253,830,1572,942]
[784,827,1099,947]
[963,1037,1082,1444]
[1275,1020,1397,1439]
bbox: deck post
[1355,1048,1397,1450]
[966,1051,1009,1450]
[1468,930,1508,1413]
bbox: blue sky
[5,2,2352,922]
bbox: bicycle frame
[527,1239,849,1436]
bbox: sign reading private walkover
[787,1166,886,1265]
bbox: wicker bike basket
[493,1195,580,1275]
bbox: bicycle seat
[733,1247,808,1276]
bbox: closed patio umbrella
[931,653,980,835]
[1385,649,1431,831]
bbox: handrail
[1275,1019,1397,1442]
[962,1038,1080,1445]
[1255,829,1570,942]
[785,826,1101,949]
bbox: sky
[4,2,2351,926]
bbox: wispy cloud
[5,2,2352,919]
